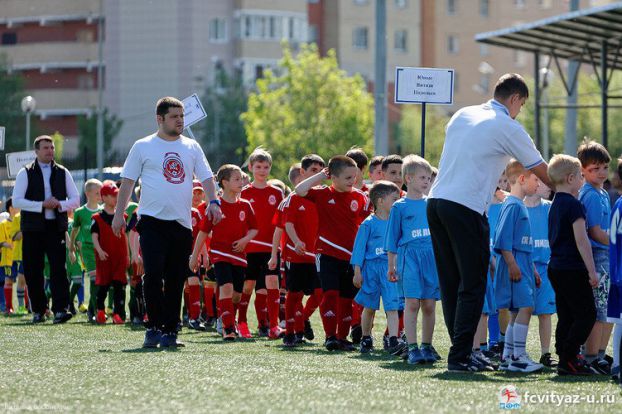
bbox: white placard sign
[395,67,454,105]
[6,150,36,178]
[0,126,4,151]
[182,93,207,129]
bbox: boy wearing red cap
[92,182,133,324]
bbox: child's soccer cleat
[498,358,510,371]
[388,337,406,356]
[142,328,161,348]
[294,332,306,344]
[237,322,252,338]
[53,311,73,324]
[112,314,124,325]
[360,336,374,353]
[539,352,558,367]
[588,358,611,375]
[420,346,438,364]
[382,334,390,351]
[204,317,217,330]
[303,320,315,341]
[324,336,341,351]
[430,345,442,361]
[508,354,544,373]
[350,324,362,345]
[269,326,285,340]
[32,313,46,323]
[407,348,426,365]
[222,327,236,341]
[339,339,356,352]
[96,310,107,324]
[258,325,270,337]
[447,356,483,373]
[78,303,88,313]
[471,351,497,371]
[16,306,28,315]
[557,357,594,376]
[400,347,409,360]
[188,319,206,331]
[282,333,296,348]
[160,332,185,348]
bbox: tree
[0,54,27,159]
[394,105,450,168]
[242,43,374,180]
[195,68,248,169]
[50,131,64,162]
[77,108,123,166]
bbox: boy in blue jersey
[386,155,440,365]
[578,140,614,374]
[352,181,402,354]
[525,178,557,367]
[608,158,622,384]
[494,159,543,373]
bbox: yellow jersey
[0,219,13,267]
[9,214,22,261]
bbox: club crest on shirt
[350,200,359,212]
[268,195,277,206]
[162,152,185,184]
[239,210,246,221]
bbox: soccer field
[1,306,620,413]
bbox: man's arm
[202,178,223,225]
[112,178,135,236]
[12,169,43,212]
[529,162,553,191]
[59,171,80,212]
[295,169,329,197]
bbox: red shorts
[96,255,129,286]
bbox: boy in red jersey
[185,180,207,330]
[240,148,284,339]
[189,165,258,340]
[296,155,371,351]
[369,156,385,183]
[92,182,132,325]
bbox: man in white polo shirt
[427,74,553,372]
[112,97,222,349]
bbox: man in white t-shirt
[427,74,552,372]
[112,97,222,348]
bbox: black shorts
[246,252,280,290]
[213,262,245,293]
[285,262,320,295]
[318,254,357,299]
[204,266,216,282]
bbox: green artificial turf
[0,304,620,413]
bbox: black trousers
[22,221,70,314]
[427,198,489,364]
[137,215,192,333]
[548,267,597,363]
[97,281,126,315]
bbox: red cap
[193,180,204,191]
[100,182,119,197]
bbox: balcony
[0,42,98,67]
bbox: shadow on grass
[121,347,163,353]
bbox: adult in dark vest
[12,135,80,323]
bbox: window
[479,0,488,17]
[538,0,552,8]
[479,44,489,56]
[308,24,318,43]
[209,18,227,42]
[255,64,265,80]
[1,32,17,45]
[238,14,306,42]
[394,30,407,52]
[78,74,94,90]
[353,27,368,50]
[447,35,459,54]
[76,29,94,42]
[514,0,525,9]
[447,0,456,15]
[395,0,408,8]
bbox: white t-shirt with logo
[429,99,544,215]
[121,133,213,229]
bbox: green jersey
[126,202,138,224]
[73,204,101,247]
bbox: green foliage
[242,43,374,180]
[0,54,27,157]
[394,105,450,168]
[77,108,123,166]
[50,131,64,162]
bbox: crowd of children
[2,142,622,382]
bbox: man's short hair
[493,73,529,101]
[381,154,403,172]
[248,147,272,166]
[34,135,53,150]
[288,163,302,186]
[328,155,357,177]
[369,156,384,173]
[301,154,325,171]
[156,97,183,117]
[548,154,581,186]
[345,147,369,170]
[505,159,531,185]
[216,164,242,185]
[368,181,400,210]
[84,178,103,193]
[402,155,432,177]
[577,138,611,167]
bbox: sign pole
[420,102,426,158]
[186,126,196,140]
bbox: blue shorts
[482,270,496,315]
[593,248,610,322]
[397,245,440,300]
[11,261,23,278]
[354,258,401,312]
[0,266,14,281]
[495,251,535,311]
[533,263,556,315]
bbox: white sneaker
[216,317,223,335]
[508,354,544,373]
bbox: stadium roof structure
[475,2,622,150]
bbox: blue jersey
[494,195,533,255]
[351,215,388,267]
[488,202,503,251]
[579,182,611,249]
[610,197,622,290]
[527,199,551,265]
[385,197,431,252]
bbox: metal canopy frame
[475,2,622,150]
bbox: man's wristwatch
[209,199,221,207]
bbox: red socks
[285,291,303,335]
[303,288,323,321]
[203,284,215,317]
[4,285,12,311]
[351,302,363,327]
[337,297,353,340]
[267,288,280,329]
[219,297,234,330]
[319,290,339,338]
[237,292,251,323]
[255,293,268,327]
[188,284,201,320]
[295,302,305,333]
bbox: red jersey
[241,184,283,253]
[280,194,318,264]
[191,207,202,241]
[199,197,257,267]
[304,186,370,261]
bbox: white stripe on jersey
[318,236,352,255]
[249,240,273,248]
[210,249,248,265]
[286,243,316,258]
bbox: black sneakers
[52,311,73,324]
[303,320,315,341]
[339,339,356,352]
[447,356,483,373]
[32,313,46,323]
[143,328,162,348]
[558,357,594,376]
[324,336,341,351]
[283,333,296,348]
[360,336,374,353]
[539,352,558,367]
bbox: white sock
[503,323,514,360]
[513,323,529,359]
[613,323,622,372]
